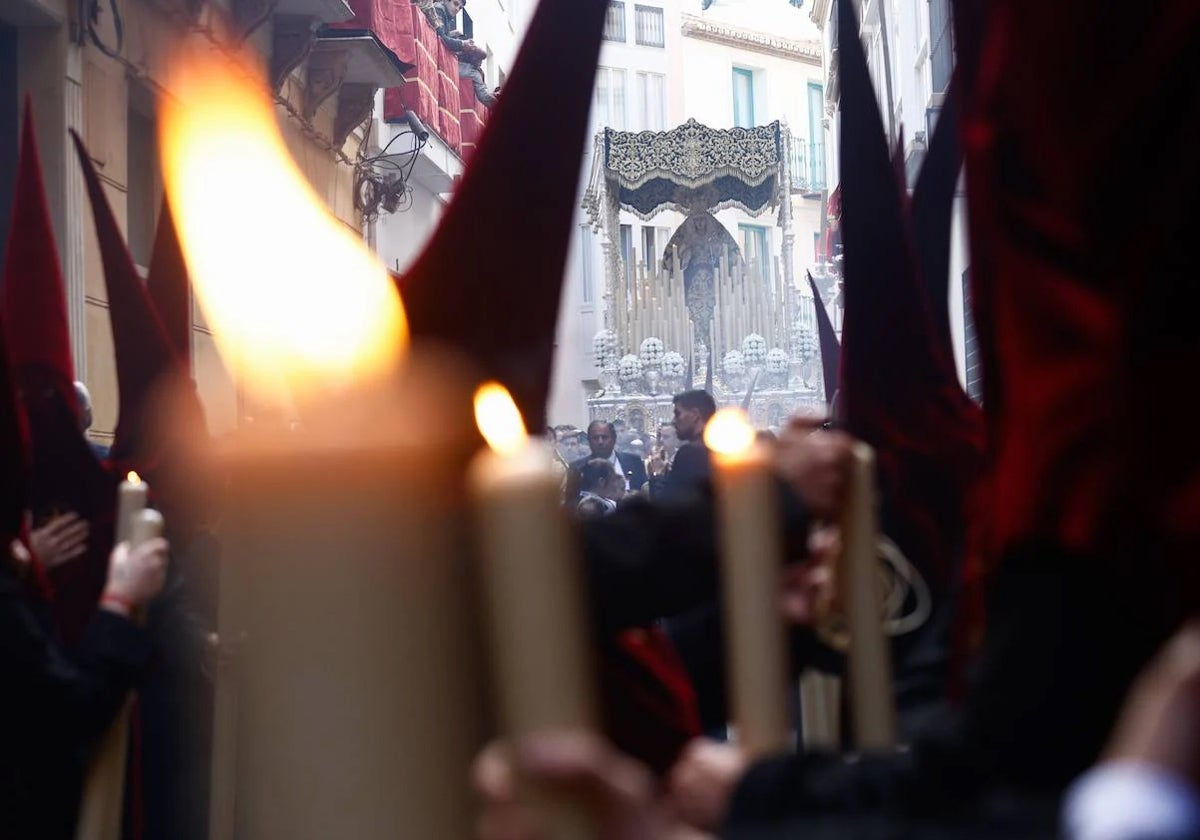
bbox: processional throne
[582,118,825,435]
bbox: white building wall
[811,0,971,392]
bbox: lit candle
[115,471,147,545]
[75,506,168,840]
[469,383,596,836]
[158,44,487,839]
[705,408,790,757]
[840,443,896,749]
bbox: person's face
[588,425,616,459]
[673,405,702,442]
[445,0,465,14]
[658,426,678,453]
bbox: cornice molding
[680,13,823,65]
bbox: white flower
[661,351,686,379]
[639,337,665,367]
[742,333,767,366]
[618,354,644,384]
[766,348,790,374]
[592,329,618,367]
[723,350,746,377]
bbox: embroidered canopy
[584,119,786,223]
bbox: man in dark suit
[650,390,716,503]
[566,421,647,504]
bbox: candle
[840,443,896,749]
[210,364,485,840]
[469,383,596,836]
[705,408,790,757]
[115,471,147,545]
[160,44,489,840]
[75,506,167,840]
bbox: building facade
[547,0,829,429]
[1,0,416,444]
[808,0,978,399]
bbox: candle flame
[473,383,527,456]
[158,46,407,399]
[126,471,142,485]
[704,408,757,456]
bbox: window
[806,82,826,189]
[634,5,665,47]
[962,269,983,403]
[739,225,769,275]
[929,0,953,94]
[462,10,474,38]
[635,72,666,131]
[603,1,626,42]
[732,67,755,128]
[595,67,627,130]
[126,85,161,269]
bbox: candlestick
[840,443,896,749]
[705,408,790,758]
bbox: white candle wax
[115,472,148,545]
[706,408,790,758]
[840,443,896,749]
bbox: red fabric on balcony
[383,4,441,123]
[458,76,487,161]
[328,0,417,68]
[436,39,462,152]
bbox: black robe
[0,560,151,840]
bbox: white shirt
[1063,762,1200,840]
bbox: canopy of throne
[583,119,785,224]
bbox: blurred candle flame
[474,383,526,456]
[158,47,407,400]
[704,407,757,457]
[126,471,141,485]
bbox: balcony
[790,140,827,195]
[330,0,492,160]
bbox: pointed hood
[71,130,186,470]
[807,272,840,409]
[147,199,192,368]
[836,0,984,595]
[396,0,610,429]
[2,97,79,419]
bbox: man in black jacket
[650,389,715,502]
[567,421,648,504]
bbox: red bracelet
[99,592,135,615]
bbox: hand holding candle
[705,407,790,758]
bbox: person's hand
[776,416,857,520]
[648,451,668,478]
[29,512,89,570]
[1103,619,1200,787]
[780,526,839,626]
[665,738,748,832]
[473,731,689,840]
[101,538,169,615]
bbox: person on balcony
[430,0,467,52]
[458,41,498,108]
